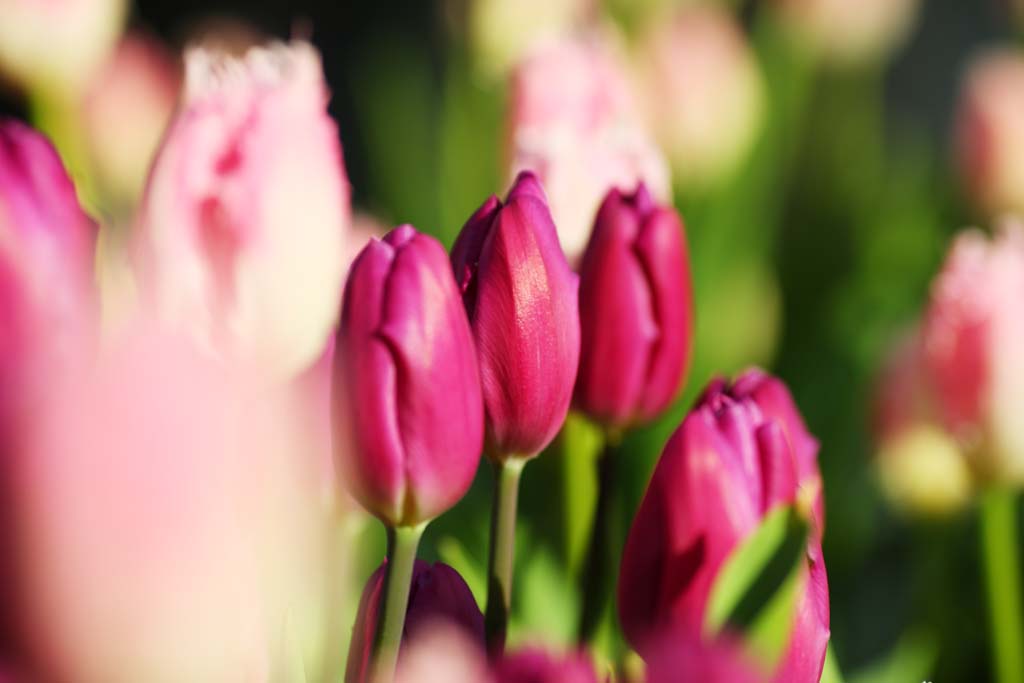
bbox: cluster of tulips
[0,34,831,683]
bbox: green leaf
[847,629,938,683]
[820,644,846,683]
[705,505,810,670]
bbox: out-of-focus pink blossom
[493,647,598,683]
[334,225,484,526]
[0,0,127,94]
[921,222,1024,483]
[451,172,580,458]
[955,49,1024,218]
[82,32,181,209]
[770,0,921,66]
[10,320,332,682]
[632,6,762,191]
[644,631,765,683]
[618,370,829,682]
[506,35,670,263]
[135,40,351,379]
[346,559,484,683]
[395,623,492,683]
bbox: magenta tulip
[451,171,580,459]
[346,559,484,683]
[618,370,829,683]
[644,631,764,683]
[573,184,693,430]
[334,225,484,527]
[493,648,597,683]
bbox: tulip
[346,559,484,683]
[451,171,580,460]
[632,6,764,191]
[770,0,922,67]
[920,222,1024,483]
[0,119,97,398]
[0,0,126,95]
[574,184,693,430]
[618,370,829,682]
[135,40,351,380]
[506,36,671,263]
[955,50,1024,219]
[644,631,764,683]
[334,224,483,680]
[395,625,491,683]
[451,172,578,652]
[81,32,181,211]
[493,648,598,683]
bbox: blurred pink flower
[82,32,181,209]
[506,35,670,263]
[10,320,332,682]
[644,631,765,683]
[493,647,598,683]
[921,221,1024,483]
[770,0,921,66]
[632,6,762,191]
[395,623,491,683]
[0,0,127,94]
[135,40,352,379]
[955,49,1024,218]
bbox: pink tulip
[135,40,351,379]
[573,184,692,430]
[82,32,181,209]
[506,36,670,263]
[920,222,1024,483]
[644,631,764,683]
[955,49,1024,218]
[334,225,484,526]
[345,560,484,683]
[451,172,580,459]
[632,6,764,190]
[618,370,829,683]
[493,647,598,683]
[0,0,126,93]
[10,320,331,682]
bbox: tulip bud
[0,0,126,94]
[493,648,598,683]
[0,119,97,396]
[346,559,484,683]
[573,184,692,430]
[770,0,922,67]
[335,225,484,526]
[451,172,580,459]
[955,49,1024,218]
[618,371,829,682]
[506,36,671,263]
[920,222,1024,484]
[81,32,181,211]
[632,6,764,191]
[135,41,351,379]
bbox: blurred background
[1,0,1021,681]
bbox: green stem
[577,438,622,645]
[981,488,1024,683]
[485,457,526,655]
[371,523,425,683]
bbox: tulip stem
[981,488,1024,683]
[485,457,526,655]
[372,522,426,683]
[578,437,622,646]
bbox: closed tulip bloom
[955,50,1024,219]
[346,560,484,683]
[921,222,1024,483]
[507,36,671,263]
[451,172,580,459]
[618,370,829,682]
[135,41,351,379]
[573,184,692,430]
[493,648,597,683]
[335,225,484,526]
